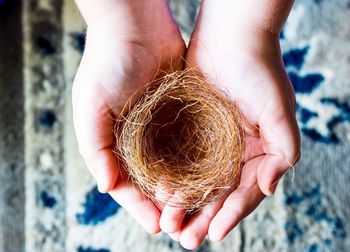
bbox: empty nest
[115,70,245,212]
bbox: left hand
[159,25,300,251]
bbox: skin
[160,1,300,249]
[73,0,185,233]
[73,0,300,249]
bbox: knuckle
[223,197,245,218]
[200,206,216,220]
[224,203,242,219]
[287,147,301,167]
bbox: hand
[72,0,185,234]
[160,14,300,251]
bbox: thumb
[257,114,300,196]
[72,63,119,193]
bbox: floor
[0,0,349,251]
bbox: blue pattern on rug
[37,109,56,129]
[40,191,57,208]
[288,72,324,94]
[280,29,285,39]
[77,246,110,252]
[285,185,346,250]
[296,97,350,143]
[285,220,303,243]
[76,186,121,225]
[321,98,350,139]
[283,46,309,70]
[304,243,321,252]
[282,46,350,143]
[298,106,318,124]
[71,32,86,54]
[36,37,56,56]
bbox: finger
[257,154,289,196]
[83,148,120,193]
[168,231,181,242]
[156,185,187,233]
[208,156,265,242]
[160,205,187,233]
[258,114,300,196]
[72,60,119,193]
[72,92,118,193]
[154,200,165,212]
[109,179,161,234]
[179,200,224,250]
[243,132,264,162]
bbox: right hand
[72,0,185,233]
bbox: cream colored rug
[0,0,349,251]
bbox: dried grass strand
[115,70,245,212]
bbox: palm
[72,25,185,233]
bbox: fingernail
[168,233,180,242]
[160,221,178,234]
[208,229,223,242]
[268,172,286,195]
[96,168,113,193]
[97,179,108,193]
[209,233,223,242]
[271,176,281,186]
[268,182,278,195]
[97,185,107,193]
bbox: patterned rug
[0,0,349,251]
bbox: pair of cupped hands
[72,1,300,250]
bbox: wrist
[76,0,183,48]
[196,0,293,38]
[191,25,281,60]
[75,0,169,31]
[231,31,281,57]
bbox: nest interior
[116,70,245,212]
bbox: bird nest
[115,70,244,212]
